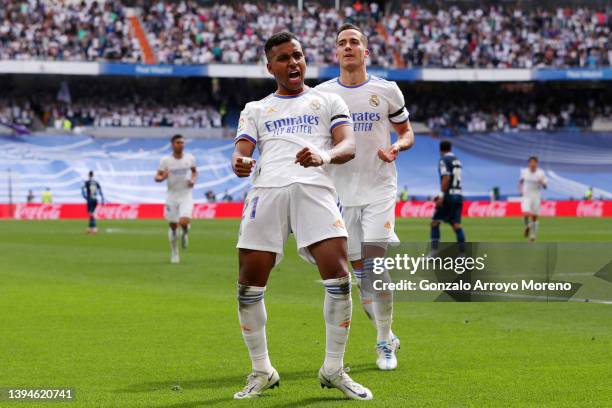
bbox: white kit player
[231,32,373,400]
[155,134,197,263]
[519,156,547,242]
[316,23,414,371]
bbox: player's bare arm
[188,166,197,188]
[155,169,168,182]
[519,179,525,195]
[378,120,415,163]
[232,139,256,177]
[295,123,355,167]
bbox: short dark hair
[337,23,368,47]
[171,134,184,143]
[528,156,538,162]
[88,170,93,178]
[440,140,452,152]
[265,31,299,58]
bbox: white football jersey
[158,153,196,202]
[520,168,547,198]
[234,88,352,189]
[316,75,409,206]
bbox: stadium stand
[1,1,610,68]
[0,0,138,62]
[1,80,610,133]
[1,133,611,204]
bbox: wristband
[319,150,332,164]
[437,191,445,198]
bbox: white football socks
[168,228,178,252]
[531,220,539,240]
[363,259,394,343]
[353,268,376,325]
[237,284,273,374]
[322,276,352,375]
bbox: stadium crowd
[409,88,611,133]
[1,0,610,68]
[1,87,609,133]
[0,0,139,62]
[0,99,223,129]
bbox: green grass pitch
[1,218,611,407]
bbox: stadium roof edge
[1,61,611,81]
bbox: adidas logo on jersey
[333,219,345,229]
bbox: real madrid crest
[369,94,380,107]
[310,99,321,110]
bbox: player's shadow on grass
[157,395,343,408]
[120,363,378,406]
[119,363,377,394]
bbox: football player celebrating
[316,23,414,371]
[231,32,372,400]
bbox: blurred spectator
[398,185,409,201]
[26,189,34,203]
[41,187,52,203]
[222,189,233,202]
[205,190,216,202]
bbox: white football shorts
[165,198,194,222]
[237,183,348,265]
[342,198,399,261]
[521,196,541,215]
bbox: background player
[431,140,466,254]
[316,23,414,371]
[519,156,548,242]
[155,134,197,263]
[81,170,104,234]
[231,31,372,400]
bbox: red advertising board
[394,200,612,218]
[1,201,611,220]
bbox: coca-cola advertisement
[396,201,436,218]
[192,203,218,219]
[576,200,605,217]
[14,203,62,220]
[94,204,140,220]
[466,201,508,217]
[1,201,611,219]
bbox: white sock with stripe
[237,284,273,374]
[322,276,352,375]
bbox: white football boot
[318,367,373,400]
[376,339,399,371]
[170,250,180,264]
[233,369,280,399]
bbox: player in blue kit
[82,171,104,234]
[430,140,466,253]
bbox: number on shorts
[249,196,259,219]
